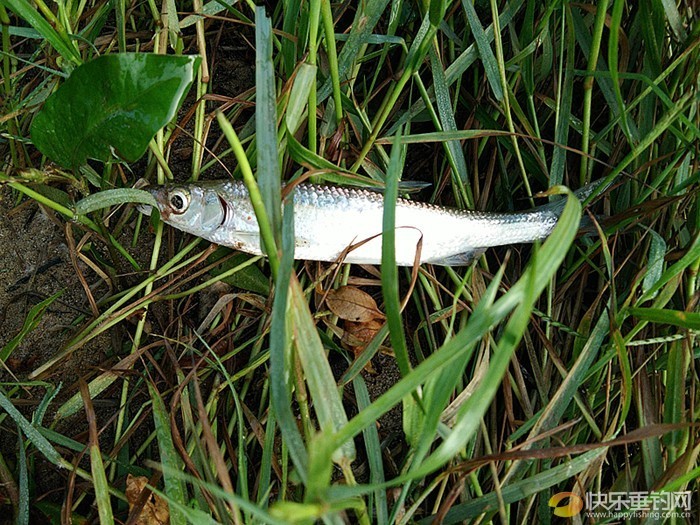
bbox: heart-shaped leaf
[31,53,200,168]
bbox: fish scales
[142,180,583,266]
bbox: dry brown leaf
[342,318,384,373]
[126,474,170,525]
[342,319,384,350]
[326,286,385,322]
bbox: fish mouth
[136,186,170,219]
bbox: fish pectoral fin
[226,232,263,254]
[429,248,486,266]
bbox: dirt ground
[0,185,114,385]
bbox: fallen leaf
[326,286,385,322]
[342,318,385,373]
[342,319,384,351]
[126,474,169,525]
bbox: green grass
[0,0,699,523]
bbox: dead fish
[139,180,599,266]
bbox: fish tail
[535,178,608,217]
[527,178,611,242]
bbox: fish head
[142,184,226,234]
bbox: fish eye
[169,190,190,214]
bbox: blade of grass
[642,230,666,298]
[579,0,609,183]
[55,350,144,420]
[16,433,28,525]
[663,341,692,454]
[285,63,317,136]
[0,290,62,361]
[289,275,355,480]
[306,0,322,157]
[316,0,391,101]
[80,381,114,525]
[637,234,700,304]
[148,382,187,525]
[256,6,281,240]
[73,188,156,215]
[608,0,634,143]
[1,0,80,65]
[550,5,575,187]
[269,201,308,481]
[352,375,387,524]
[461,0,503,100]
[625,307,700,330]
[381,132,411,378]
[257,406,276,505]
[428,45,472,203]
[431,449,607,523]
[611,324,633,431]
[0,390,63,466]
[320,0,342,127]
[381,131,427,465]
[659,0,685,41]
[323,190,582,476]
[217,111,279,275]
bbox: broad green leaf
[31,53,200,168]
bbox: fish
[140,180,599,266]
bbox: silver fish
[141,180,594,266]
